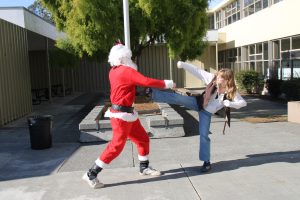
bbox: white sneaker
[82,173,104,189]
[139,166,162,176]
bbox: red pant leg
[127,119,150,157]
[99,118,132,164]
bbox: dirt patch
[133,102,160,114]
[134,96,160,114]
[241,115,287,123]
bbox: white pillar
[216,41,218,71]
[123,0,130,50]
[46,38,52,103]
[169,58,173,80]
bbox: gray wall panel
[0,19,32,126]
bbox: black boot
[87,164,102,180]
[139,160,149,173]
[82,163,104,189]
[201,161,211,173]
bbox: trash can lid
[28,115,53,120]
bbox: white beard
[121,57,138,71]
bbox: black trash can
[28,115,52,150]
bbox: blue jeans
[152,89,212,162]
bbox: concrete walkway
[0,93,300,200]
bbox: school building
[186,0,300,87]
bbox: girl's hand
[177,61,183,68]
[223,100,231,107]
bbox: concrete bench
[288,101,300,123]
[79,103,185,142]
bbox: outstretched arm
[177,61,215,85]
[129,68,175,89]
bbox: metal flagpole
[123,0,130,50]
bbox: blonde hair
[215,68,237,100]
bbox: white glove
[177,61,183,68]
[223,100,231,107]
[164,80,175,89]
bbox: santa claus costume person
[82,43,175,189]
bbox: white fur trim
[95,158,108,168]
[164,80,174,89]
[121,57,137,70]
[177,61,183,68]
[108,44,138,70]
[108,44,132,66]
[104,109,138,122]
[138,154,149,161]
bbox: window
[227,49,237,62]
[281,38,290,51]
[292,36,300,50]
[264,61,268,75]
[231,42,268,76]
[225,1,240,25]
[256,55,262,60]
[262,0,268,8]
[208,15,215,29]
[250,62,255,70]
[243,0,268,17]
[255,1,262,12]
[216,11,223,29]
[237,47,241,62]
[256,62,263,73]
[257,43,262,53]
[281,52,289,60]
[273,0,283,4]
[293,51,300,58]
[249,45,255,54]
[273,40,280,59]
[244,0,254,7]
[263,42,268,60]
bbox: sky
[0,0,223,9]
[0,0,35,7]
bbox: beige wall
[219,0,300,47]
[184,45,218,88]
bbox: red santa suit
[95,44,174,168]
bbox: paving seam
[180,163,202,200]
[130,141,136,167]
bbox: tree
[28,0,53,23]
[40,0,209,61]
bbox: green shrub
[236,71,264,94]
[281,78,300,100]
[265,79,283,98]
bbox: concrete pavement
[0,92,300,200]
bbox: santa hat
[108,43,132,67]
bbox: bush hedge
[281,78,300,100]
[236,71,264,94]
[265,79,283,98]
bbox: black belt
[111,104,134,113]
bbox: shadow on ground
[0,93,105,181]
[103,150,300,188]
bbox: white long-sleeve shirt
[178,62,247,114]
